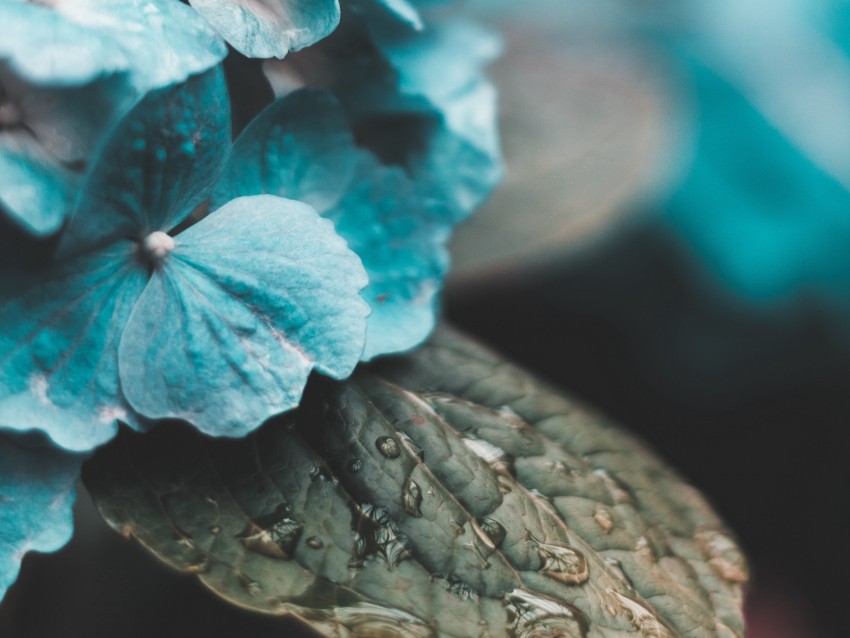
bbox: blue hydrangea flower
[0,68,369,452]
[262,7,503,221]
[0,0,226,235]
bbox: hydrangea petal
[0,0,226,90]
[0,433,85,602]
[189,0,340,59]
[57,68,232,260]
[118,195,369,438]
[330,160,449,359]
[263,17,503,220]
[366,19,503,217]
[0,140,75,236]
[216,90,449,359]
[0,243,147,451]
[212,89,359,213]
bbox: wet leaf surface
[83,326,746,637]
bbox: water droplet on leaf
[504,588,587,638]
[594,506,614,533]
[347,458,363,473]
[477,517,506,548]
[306,536,324,549]
[376,435,401,459]
[238,508,303,559]
[696,530,748,584]
[524,531,589,585]
[607,590,676,638]
[402,476,424,518]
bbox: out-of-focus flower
[0,0,226,235]
[0,69,369,451]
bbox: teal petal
[367,19,504,217]
[0,433,85,602]
[0,244,147,451]
[0,139,75,236]
[217,90,449,359]
[263,16,503,220]
[57,68,232,259]
[118,195,369,437]
[0,0,226,90]
[189,0,340,58]
[330,159,450,360]
[213,90,359,214]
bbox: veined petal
[119,195,369,438]
[0,433,85,602]
[189,0,340,59]
[0,243,147,451]
[57,68,231,259]
[0,0,226,90]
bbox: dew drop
[433,572,478,601]
[402,475,423,518]
[376,435,401,459]
[353,504,412,570]
[238,511,303,560]
[594,506,614,533]
[210,525,221,535]
[524,531,589,585]
[504,588,587,638]
[333,603,434,638]
[607,590,676,638]
[306,536,324,549]
[477,517,507,548]
[604,557,634,591]
[308,465,321,480]
[244,579,262,597]
[696,530,748,584]
[399,432,425,461]
[186,556,209,574]
[347,458,363,473]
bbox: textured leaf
[216,89,450,360]
[0,0,225,89]
[85,326,747,638]
[0,433,86,601]
[118,194,369,438]
[58,68,232,259]
[189,0,340,59]
[0,243,147,451]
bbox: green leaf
[84,326,746,638]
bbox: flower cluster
[0,0,501,600]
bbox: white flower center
[141,231,175,262]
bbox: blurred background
[2,0,848,636]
